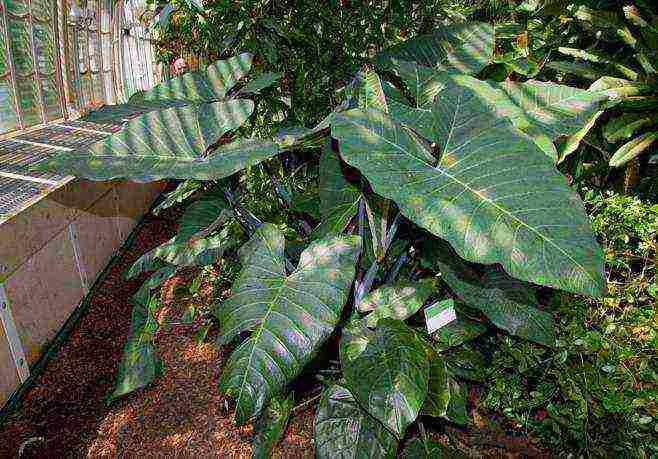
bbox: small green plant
[40,22,616,456]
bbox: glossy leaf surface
[332,79,605,297]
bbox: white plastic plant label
[424,298,457,334]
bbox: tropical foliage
[38,2,657,454]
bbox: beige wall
[0,179,164,407]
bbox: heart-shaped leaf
[343,319,429,438]
[331,78,605,297]
[127,228,235,278]
[315,383,398,459]
[177,190,231,240]
[216,224,361,424]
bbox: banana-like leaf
[315,383,397,459]
[153,180,202,215]
[139,53,253,103]
[109,284,164,401]
[316,140,363,237]
[358,280,435,328]
[177,190,231,240]
[427,239,555,346]
[126,228,235,278]
[332,85,605,297]
[422,358,450,418]
[251,392,294,459]
[342,319,429,438]
[376,22,494,75]
[604,113,658,143]
[609,131,658,167]
[37,101,280,182]
[216,224,361,424]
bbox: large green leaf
[139,53,253,103]
[331,80,605,297]
[216,224,361,424]
[432,315,487,350]
[315,383,397,459]
[316,140,363,237]
[376,23,494,75]
[251,392,294,459]
[339,317,374,365]
[37,101,280,182]
[342,319,429,438]
[109,286,164,401]
[357,280,435,328]
[427,239,555,346]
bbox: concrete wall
[0,179,164,407]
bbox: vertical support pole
[52,0,67,119]
[0,1,24,129]
[68,222,89,293]
[0,284,30,383]
[24,0,48,124]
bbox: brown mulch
[0,202,314,458]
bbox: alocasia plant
[39,23,610,457]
